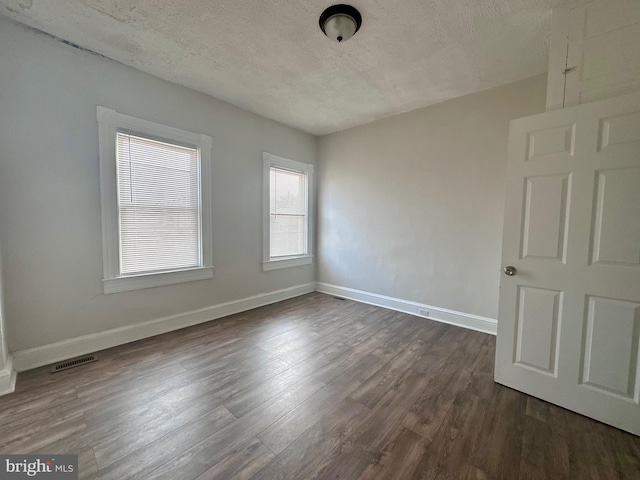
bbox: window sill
[102,266,214,294]
[263,255,313,271]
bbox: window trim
[262,152,314,271]
[97,107,213,294]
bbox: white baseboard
[315,282,497,336]
[12,282,316,372]
[0,355,17,396]
[10,281,495,373]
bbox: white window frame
[97,107,213,294]
[262,152,314,271]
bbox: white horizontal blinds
[270,166,307,257]
[116,132,201,275]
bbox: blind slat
[117,132,201,275]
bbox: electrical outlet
[419,309,430,317]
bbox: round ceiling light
[319,4,362,43]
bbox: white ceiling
[0,0,557,135]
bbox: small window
[263,153,313,271]
[98,107,213,293]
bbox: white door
[565,0,640,107]
[495,91,640,436]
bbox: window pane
[271,168,306,215]
[269,166,307,258]
[270,214,306,257]
[117,133,201,275]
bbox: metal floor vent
[51,354,98,373]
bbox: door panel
[591,168,640,266]
[582,296,640,400]
[527,124,576,160]
[521,174,571,262]
[515,287,563,375]
[600,111,640,152]
[496,91,640,435]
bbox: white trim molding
[10,281,495,374]
[0,355,17,396]
[12,283,315,372]
[263,255,313,271]
[97,106,214,294]
[315,282,497,335]
[102,267,214,294]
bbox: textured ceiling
[0,0,557,135]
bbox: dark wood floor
[1,293,638,479]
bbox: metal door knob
[503,266,517,276]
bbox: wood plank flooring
[1,292,638,479]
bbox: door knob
[503,266,517,276]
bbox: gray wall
[317,75,547,320]
[0,17,317,352]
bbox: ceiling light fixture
[319,4,362,43]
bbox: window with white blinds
[262,153,313,271]
[116,133,201,275]
[97,107,213,294]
